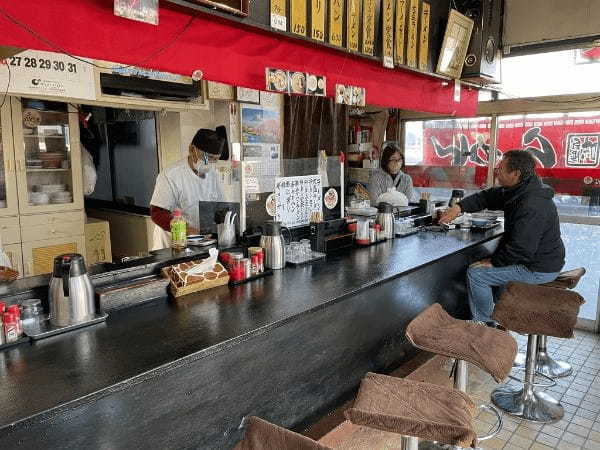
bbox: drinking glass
[300,239,311,260]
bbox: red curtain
[0,0,478,116]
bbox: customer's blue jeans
[467,264,559,323]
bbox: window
[404,118,492,200]
[496,112,600,217]
[482,48,600,100]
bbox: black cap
[191,128,225,155]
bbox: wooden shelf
[26,168,70,173]
[23,135,66,139]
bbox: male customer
[439,150,565,324]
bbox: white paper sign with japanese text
[274,175,322,228]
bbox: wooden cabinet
[11,98,84,214]
[0,101,19,217]
[22,235,85,277]
[0,97,85,277]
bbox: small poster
[275,175,323,228]
[207,81,235,100]
[270,0,287,30]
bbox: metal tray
[468,220,502,231]
[25,313,108,341]
[229,269,274,286]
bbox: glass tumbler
[300,239,311,260]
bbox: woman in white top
[368,143,414,206]
[150,129,225,249]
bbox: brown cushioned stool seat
[491,281,585,423]
[345,372,478,448]
[493,281,584,338]
[513,267,587,378]
[235,416,333,450]
[406,303,517,382]
[542,267,586,290]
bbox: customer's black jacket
[459,176,565,273]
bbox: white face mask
[194,150,212,174]
[388,161,401,174]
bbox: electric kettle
[259,221,289,270]
[49,253,96,327]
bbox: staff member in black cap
[150,128,225,249]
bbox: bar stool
[345,373,501,449]
[513,267,586,378]
[491,281,584,423]
[405,303,518,394]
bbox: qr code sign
[566,133,600,167]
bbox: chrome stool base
[512,336,573,378]
[491,384,564,423]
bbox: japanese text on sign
[275,175,323,227]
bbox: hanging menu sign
[311,0,326,41]
[394,0,407,65]
[270,0,287,31]
[291,0,307,36]
[275,175,323,228]
[362,0,376,55]
[329,0,344,46]
[382,0,395,68]
[418,1,430,71]
[346,0,361,51]
[406,0,419,68]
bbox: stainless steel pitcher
[259,221,288,270]
[49,254,96,327]
[376,202,395,240]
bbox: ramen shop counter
[0,227,503,449]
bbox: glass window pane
[489,48,600,99]
[497,112,600,217]
[404,118,492,200]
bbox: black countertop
[0,227,503,431]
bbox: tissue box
[162,261,229,298]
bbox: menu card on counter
[275,175,323,228]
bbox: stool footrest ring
[477,404,503,442]
[508,369,557,388]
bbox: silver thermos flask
[49,254,96,327]
[376,202,395,240]
[259,221,287,270]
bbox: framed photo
[236,87,260,104]
[435,9,474,79]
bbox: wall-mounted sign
[236,87,260,104]
[347,0,361,52]
[394,0,407,65]
[266,68,326,96]
[418,1,431,71]
[291,0,307,36]
[114,0,159,25]
[207,81,235,100]
[407,0,419,68]
[275,175,323,228]
[436,9,474,79]
[270,0,287,31]
[0,50,96,101]
[362,0,376,56]
[382,0,395,68]
[311,0,326,41]
[329,0,344,47]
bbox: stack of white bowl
[33,184,72,204]
[50,191,72,204]
[29,192,50,205]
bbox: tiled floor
[468,330,600,450]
